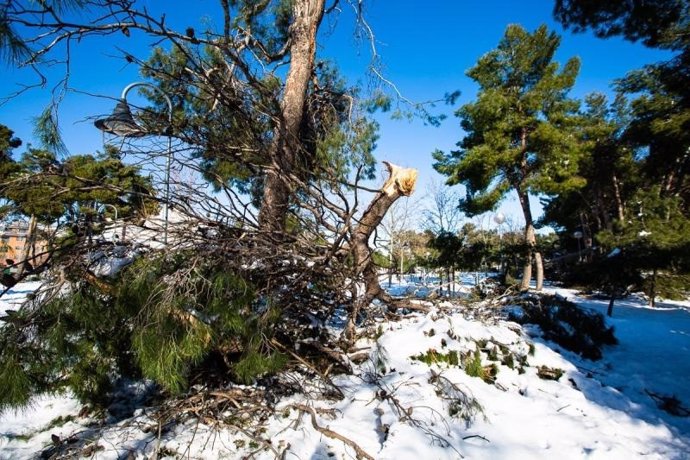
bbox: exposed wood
[344,162,418,342]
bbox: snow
[607,247,621,258]
[0,281,41,317]
[1,280,690,459]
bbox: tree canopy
[434,24,582,290]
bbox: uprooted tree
[0,0,422,408]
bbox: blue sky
[0,0,671,226]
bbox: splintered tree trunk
[344,162,418,343]
[259,0,325,234]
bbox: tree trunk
[535,250,544,291]
[344,162,418,343]
[517,190,543,291]
[17,215,37,278]
[612,172,625,223]
[259,0,325,234]
[649,267,657,308]
[595,187,610,231]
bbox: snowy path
[547,287,690,438]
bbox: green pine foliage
[139,47,378,202]
[597,187,690,305]
[463,348,484,379]
[1,146,157,226]
[0,252,288,411]
[540,93,636,235]
[508,294,617,360]
[117,253,286,391]
[433,24,583,216]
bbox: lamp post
[98,203,126,242]
[94,82,173,245]
[493,212,506,278]
[400,241,410,285]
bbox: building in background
[0,220,48,270]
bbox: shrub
[507,294,617,360]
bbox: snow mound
[1,283,689,459]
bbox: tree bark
[259,0,325,234]
[607,293,615,317]
[649,267,657,308]
[517,190,543,291]
[612,172,625,222]
[344,162,418,343]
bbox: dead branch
[289,403,375,460]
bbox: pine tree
[2,147,157,229]
[0,1,417,411]
[598,186,690,308]
[434,24,583,291]
[541,93,637,237]
[556,0,690,208]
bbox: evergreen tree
[0,124,22,158]
[554,0,688,49]
[598,186,690,308]
[434,24,583,291]
[138,47,377,204]
[0,2,413,410]
[552,0,690,302]
[2,147,156,228]
[556,0,690,208]
[0,124,22,217]
[541,93,637,236]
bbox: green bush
[508,294,617,360]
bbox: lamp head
[94,99,146,137]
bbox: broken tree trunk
[343,161,418,344]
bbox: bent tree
[0,0,417,406]
[434,24,583,291]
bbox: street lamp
[98,203,126,242]
[494,212,506,277]
[94,82,173,245]
[400,241,410,285]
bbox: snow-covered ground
[1,279,689,459]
